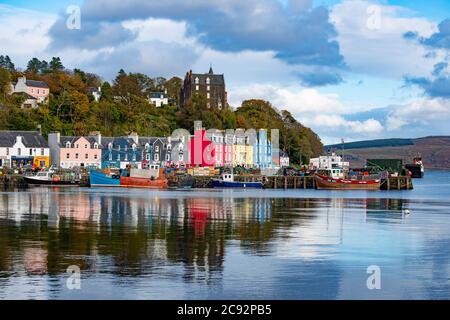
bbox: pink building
[11,76,49,108]
[48,133,102,169]
[205,130,234,167]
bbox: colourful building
[0,130,49,169]
[253,129,273,169]
[48,133,102,169]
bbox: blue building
[98,134,142,169]
[253,129,272,169]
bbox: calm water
[0,170,449,300]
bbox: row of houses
[0,128,289,170]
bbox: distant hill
[325,136,450,169]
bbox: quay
[1,173,413,190]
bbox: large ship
[90,165,168,189]
[405,155,425,178]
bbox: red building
[189,128,215,167]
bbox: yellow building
[244,144,253,167]
[33,156,50,168]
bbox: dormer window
[195,77,199,84]
[66,142,71,148]
[145,143,149,152]
[108,143,112,150]
[94,143,98,149]
[206,77,210,84]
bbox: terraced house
[0,130,49,169]
[98,133,142,169]
[48,133,102,169]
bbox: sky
[1,0,450,144]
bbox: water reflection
[0,183,449,299]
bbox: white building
[87,87,102,102]
[148,89,169,107]
[0,130,50,169]
[280,151,290,167]
[309,153,349,179]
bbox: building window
[29,149,33,156]
[206,77,210,84]
[85,154,88,159]
[155,146,159,152]
[94,143,98,149]
[94,154,98,160]
[195,85,199,91]
[41,148,44,156]
[207,92,210,99]
[66,142,71,148]
[146,154,150,161]
[207,85,210,91]
[6,148,9,155]
[76,144,79,148]
[154,154,159,161]
[66,153,70,159]
[195,77,199,84]
[18,148,21,156]
[85,144,88,149]
[108,143,112,150]
[75,153,79,159]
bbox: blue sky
[0,0,449,144]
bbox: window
[31,89,34,93]
[75,153,79,159]
[76,144,79,148]
[154,154,159,161]
[94,143,98,149]
[29,149,32,156]
[207,92,210,99]
[41,148,44,156]
[66,142,71,148]
[6,148,9,156]
[146,154,150,161]
[166,154,170,161]
[155,146,159,152]
[18,148,21,156]
[195,77,199,84]
[108,143,112,150]
[207,85,210,91]
[196,85,199,91]
[206,77,210,84]
[85,154,88,159]
[66,153,70,159]
[43,90,45,94]
[109,154,113,161]
[132,155,136,162]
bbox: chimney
[36,124,42,135]
[89,131,101,145]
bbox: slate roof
[191,68,225,86]
[149,92,168,99]
[59,136,99,148]
[0,131,48,148]
[25,79,49,89]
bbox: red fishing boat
[314,173,380,190]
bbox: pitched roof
[0,131,48,148]
[149,92,168,99]
[25,79,49,89]
[59,136,99,147]
[191,71,225,86]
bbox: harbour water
[0,170,449,300]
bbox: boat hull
[89,170,168,189]
[315,174,380,190]
[211,179,263,189]
[24,176,80,186]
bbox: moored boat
[24,171,81,186]
[314,173,380,190]
[89,165,168,189]
[211,173,263,189]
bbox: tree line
[0,56,323,164]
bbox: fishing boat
[89,165,168,189]
[211,173,263,189]
[314,173,380,190]
[405,155,424,178]
[24,171,81,186]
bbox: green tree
[49,57,64,72]
[0,55,15,71]
[26,58,43,73]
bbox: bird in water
[404,209,411,216]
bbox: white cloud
[0,5,56,68]
[387,98,450,131]
[331,0,441,79]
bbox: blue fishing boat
[89,170,121,187]
[211,174,263,189]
